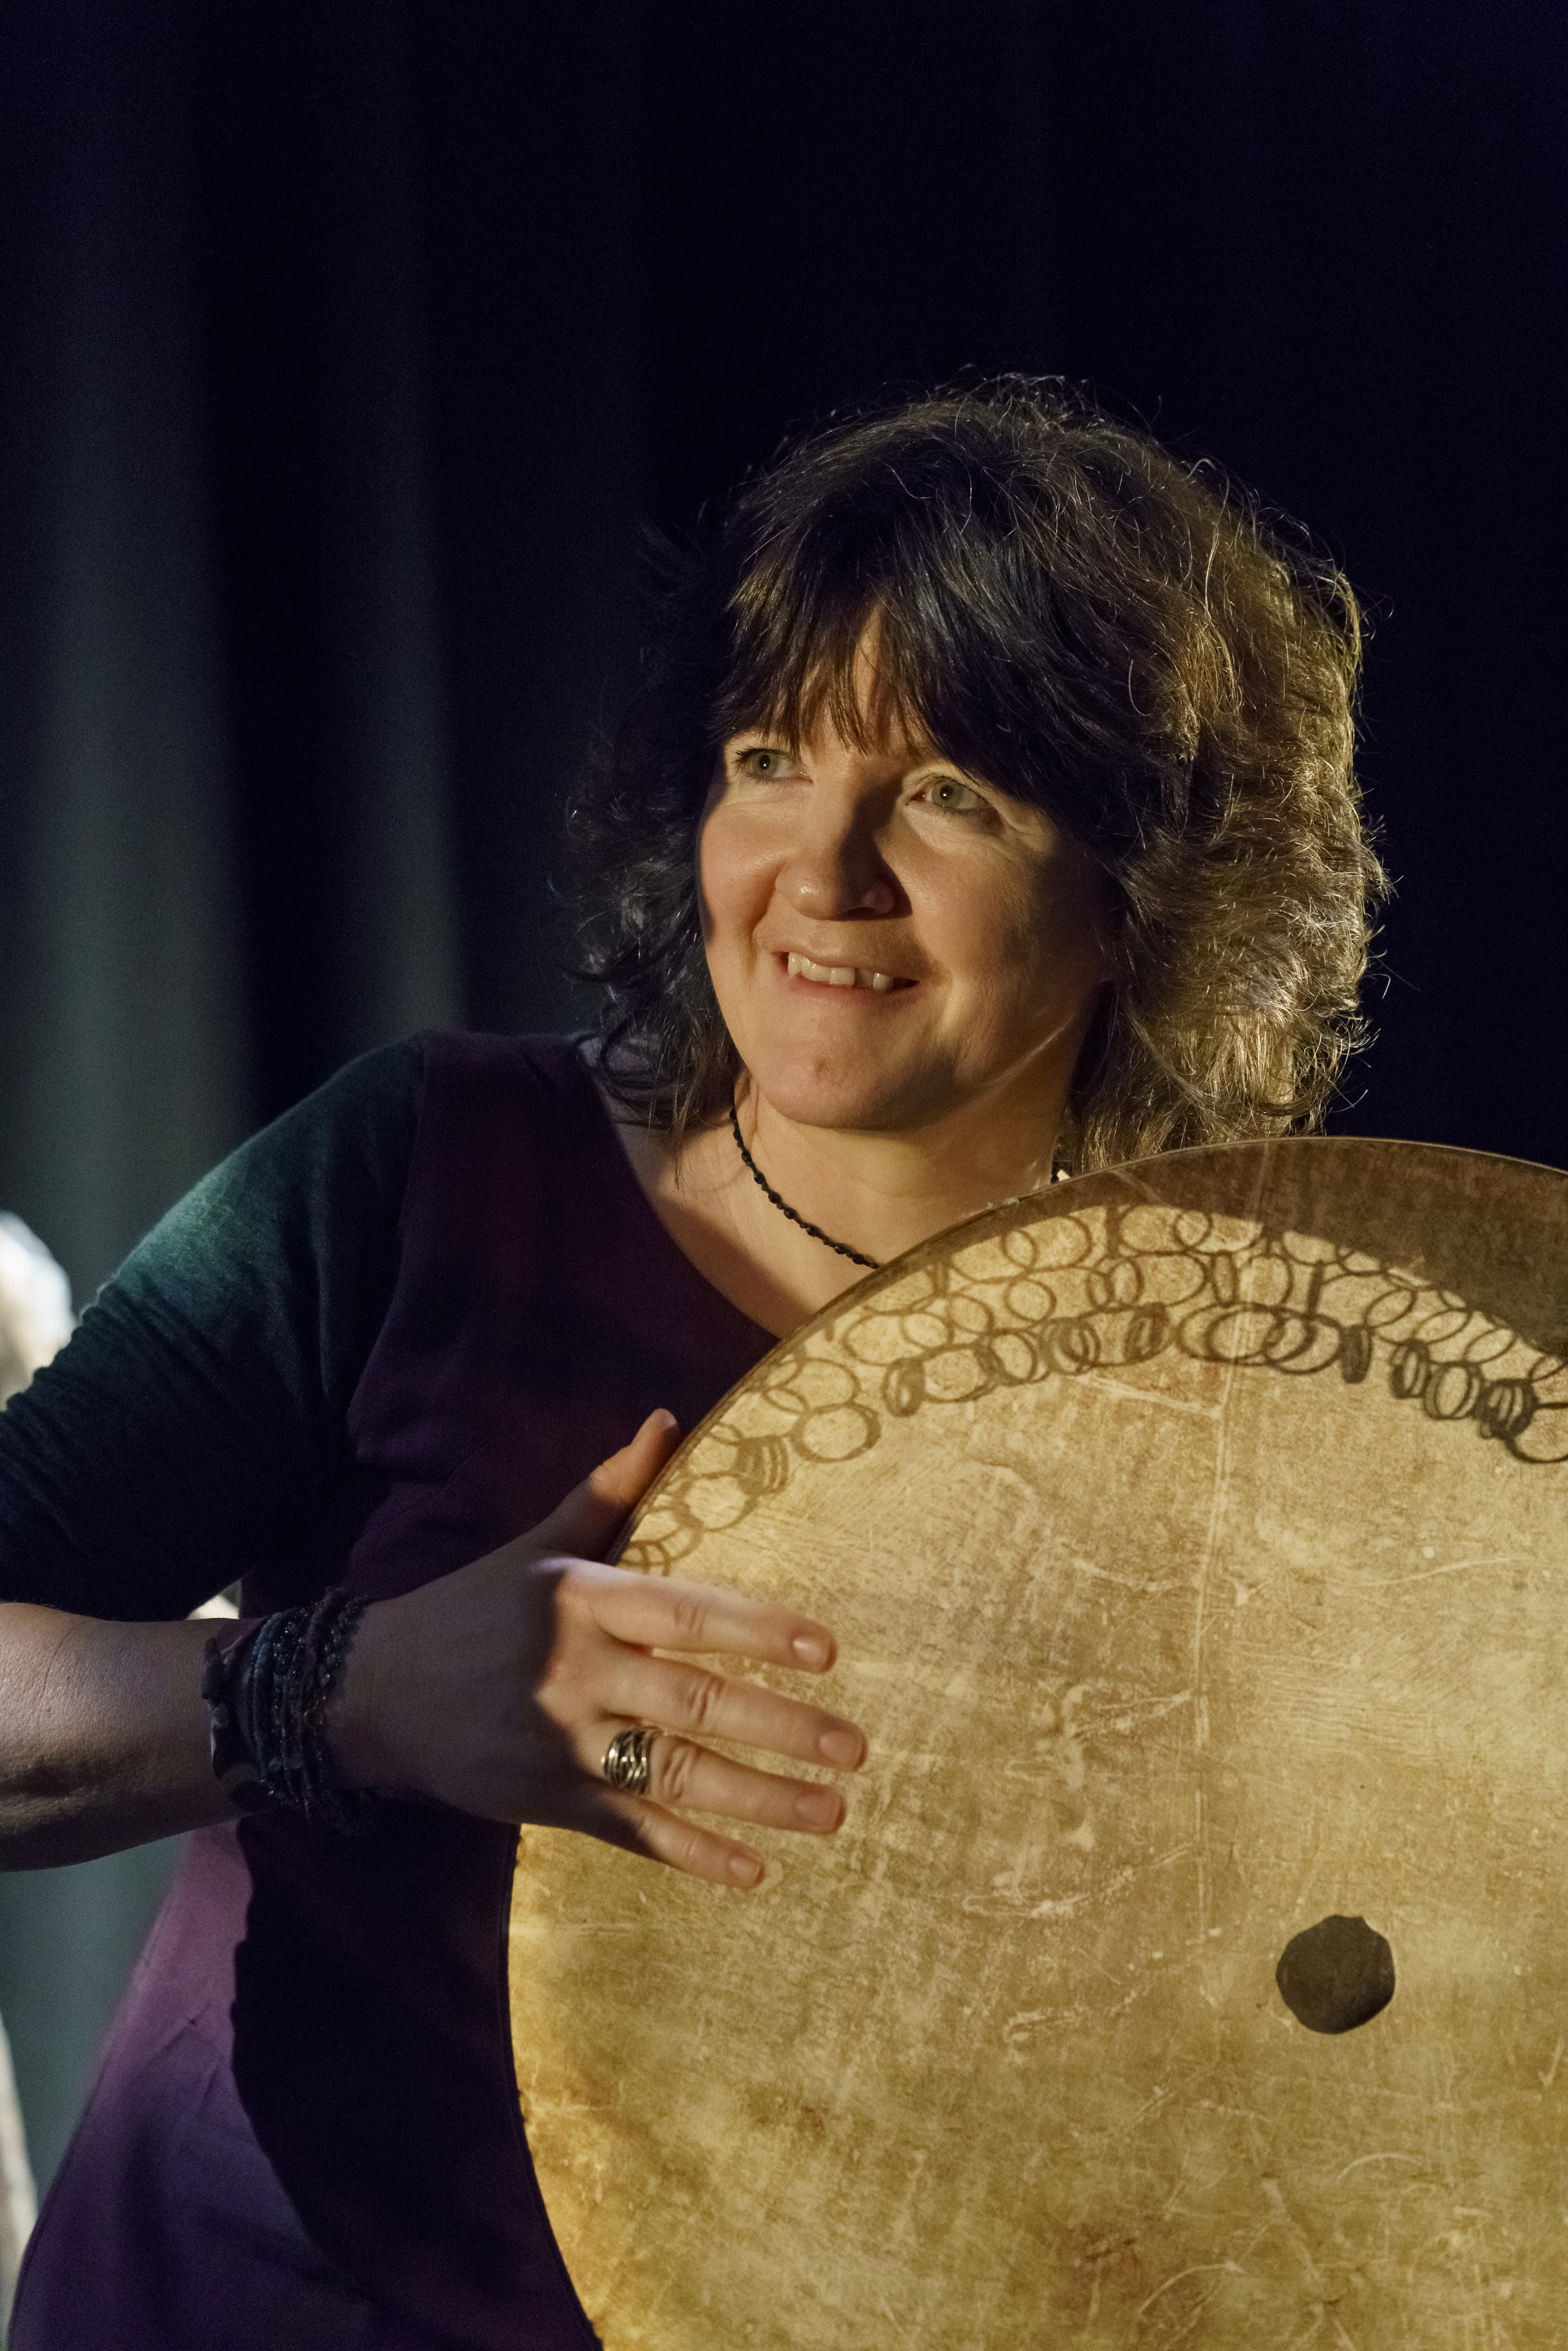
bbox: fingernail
[792,1633,831,1669]
[794,1787,843,1829]
[818,1728,863,1769]
[727,1852,764,1887]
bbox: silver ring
[602,1725,656,1796]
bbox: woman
[0,380,1382,2347]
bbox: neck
[603,1054,1073,1340]
[737,1072,1062,1272]
[729,1104,881,1270]
[603,1045,1077,1339]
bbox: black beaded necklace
[729,1103,881,1271]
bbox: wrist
[322,1597,402,1794]
[200,1592,383,1834]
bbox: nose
[776,807,898,921]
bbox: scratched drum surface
[509,1137,1568,2349]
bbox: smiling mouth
[784,951,910,994]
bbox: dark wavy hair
[570,377,1387,1170]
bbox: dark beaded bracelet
[201,1589,379,1837]
[200,1621,275,1815]
[298,1591,379,1837]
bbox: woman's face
[698,709,1112,1137]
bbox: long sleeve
[0,1038,423,1622]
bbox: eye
[919,773,988,817]
[733,744,794,779]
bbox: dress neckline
[560,1039,780,1354]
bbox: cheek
[924,861,1045,991]
[934,852,1109,1026]
[697,812,771,956]
[696,816,738,947]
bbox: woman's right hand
[328,1410,866,1888]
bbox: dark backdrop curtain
[0,0,1564,2194]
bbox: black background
[2,0,1566,1307]
[0,0,1565,2192]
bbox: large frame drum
[509,1137,1568,2346]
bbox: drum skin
[508,1137,1568,2348]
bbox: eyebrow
[722,728,954,768]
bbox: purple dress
[5,1035,772,2348]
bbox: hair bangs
[711,495,971,767]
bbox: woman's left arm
[0,1041,423,1867]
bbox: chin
[746,1048,947,1135]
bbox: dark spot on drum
[1276,1914,1395,2033]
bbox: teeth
[787,952,899,992]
